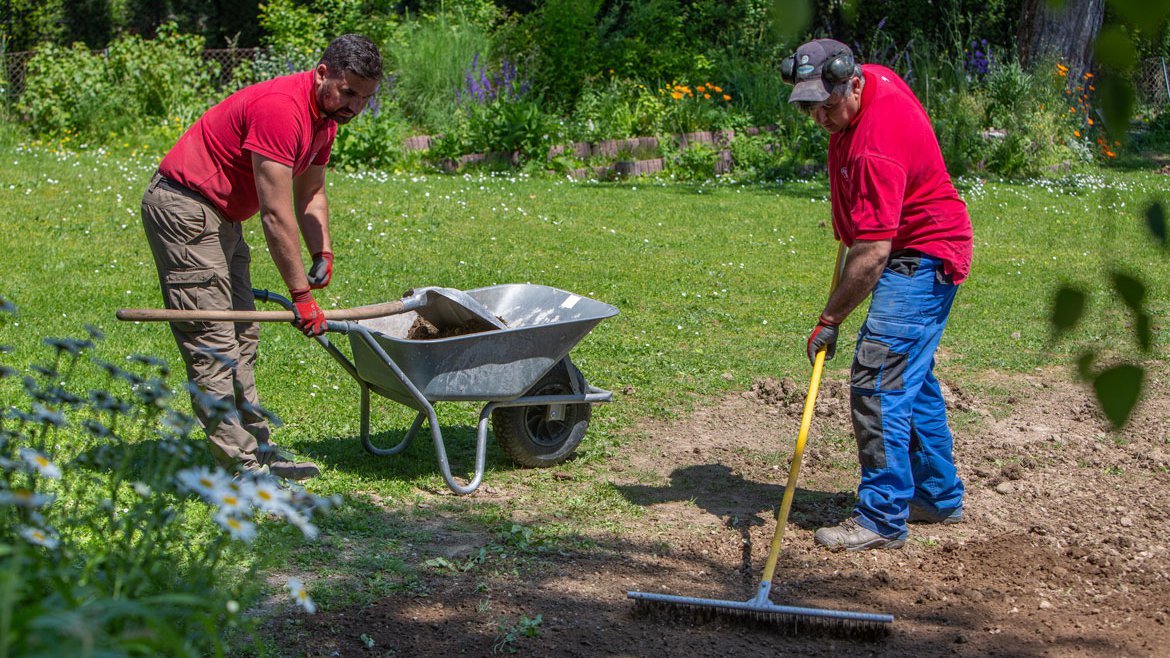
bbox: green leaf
[1145,202,1168,249]
[1076,351,1096,381]
[770,0,812,41]
[1093,364,1144,430]
[1096,72,1135,142]
[1094,27,1138,74]
[1135,313,1153,352]
[1050,286,1087,336]
[1110,0,1170,34]
[1109,271,1146,313]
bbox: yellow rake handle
[761,241,846,584]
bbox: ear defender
[780,55,796,85]
[824,52,858,84]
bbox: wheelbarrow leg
[360,383,416,456]
[351,328,485,494]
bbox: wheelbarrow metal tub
[349,284,618,406]
[316,284,618,494]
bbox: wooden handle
[116,299,407,323]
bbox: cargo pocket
[851,338,888,469]
[162,268,226,333]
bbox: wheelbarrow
[119,284,618,494]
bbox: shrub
[18,23,215,138]
[19,43,117,136]
[669,142,718,180]
[0,301,336,656]
[570,76,666,141]
[331,94,413,172]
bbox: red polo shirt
[159,71,337,222]
[829,65,972,283]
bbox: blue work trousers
[848,252,964,540]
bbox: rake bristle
[630,596,892,640]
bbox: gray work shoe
[266,459,321,481]
[814,517,906,551]
[908,502,964,525]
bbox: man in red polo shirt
[140,34,381,480]
[783,39,973,550]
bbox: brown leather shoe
[814,517,906,551]
[266,459,321,481]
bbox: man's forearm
[820,239,891,325]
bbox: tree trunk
[1017,0,1105,74]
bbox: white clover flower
[19,525,60,549]
[286,578,316,614]
[0,488,55,509]
[214,513,257,543]
[176,466,231,499]
[226,600,240,614]
[19,448,61,479]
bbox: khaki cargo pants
[140,172,271,470]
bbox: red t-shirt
[159,71,337,222]
[829,65,972,283]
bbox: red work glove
[806,314,840,365]
[290,288,327,337]
[307,251,333,290]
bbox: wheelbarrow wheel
[491,359,591,468]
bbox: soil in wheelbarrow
[405,314,507,340]
[264,366,1170,657]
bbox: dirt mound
[270,368,1170,657]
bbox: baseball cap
[787,39,855,103]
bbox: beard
[323,108,356,124]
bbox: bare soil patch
[271,367,1170,657]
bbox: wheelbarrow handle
[116,299,410,323]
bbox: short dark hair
[319,34,382,81]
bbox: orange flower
[712,85,723,92]
[1074,130,1081,137]
[1084,72,1094,79]
[1087,118,1094,126]
[704,93,711,99]
[697,84,706,92]
[1089,85,1095,91]
[671,91,683,100]
[1069,107,1076,113]
[722,94,731,101]
[1057,63,1069,72]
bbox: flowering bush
[435,54,557,164]
[660,81,734,134]
[0,299,334,655]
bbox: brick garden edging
[405,126,779,178]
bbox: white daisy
[241,478,292,515]
[176,466,230,499]
[19,448,61,479]
[0,488,54,509]
[214,513,257,543]
[18,525,60,549]
[286,578,316,614]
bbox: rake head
[627,590,893,640]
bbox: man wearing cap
[783,39,973,550]
[139,34,382,480]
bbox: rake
[627,243,894,638]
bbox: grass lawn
[3,138,1168,639]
